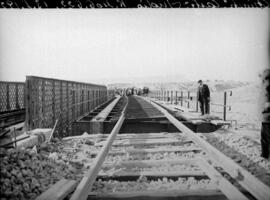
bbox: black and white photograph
[0,6,270,200]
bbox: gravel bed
[205,131,270,186]
[45,138,102,170]
[212,132,270,170]
[92,177,216,193]
[105,151,203,162]
[101,163,201,174]
[110,142,198,151]
[0,148,83,200]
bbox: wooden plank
[148,97,270,200]
[102,158,198,169]
[87,134,179,140]
[62,132,182,140]
[115,133,184,139]
[89,189,222,198]
[95,138,192,147]
[53,180,78,200]
[125,116,166,121]
[99,146,202,156]
[62,133,102,140]
[70,104,127,200]
[161,101,226,125]
[36,179,67,200]
[113,135,183,140]
[63,146,200,156]
[163,102,229,127]
[197,159,248,200]
[98,170,206,178]
[210,120,230,126]
[114,137,185,142]
[48,119,59,142]
[36,179,77,200]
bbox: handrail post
[196,92,198,112]
[163,90,165,101]
[175,91,178,105]
[187,91,190,109]
[181,91,183,106]
[171,91,173,104]
[224,91,227,121]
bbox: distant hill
[105,74,190,85]
[108,80,250,93]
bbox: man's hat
[198,80,202,83]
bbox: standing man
[197,80,210,115]
[259,69,270,159]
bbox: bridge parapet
[0,81,25,113]
[25,76,108,137]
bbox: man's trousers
[199,99,210,115]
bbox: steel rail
[148,97,270,200]
[70,98,128,200]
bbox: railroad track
[37,95,270,200]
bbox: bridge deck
[125,96,163,119]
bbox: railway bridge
[0,76,270,200]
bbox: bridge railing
[149,90,198,111]
[150,90,232,121]
[0,81,25,113]
[25,76,108,137]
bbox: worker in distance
[197,80,210,116]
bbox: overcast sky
[0,9,269,84]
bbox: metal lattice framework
[0,81,25,113]
[25,76,108,137]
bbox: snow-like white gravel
[204,129,270,186]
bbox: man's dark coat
[198,84,210,102]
